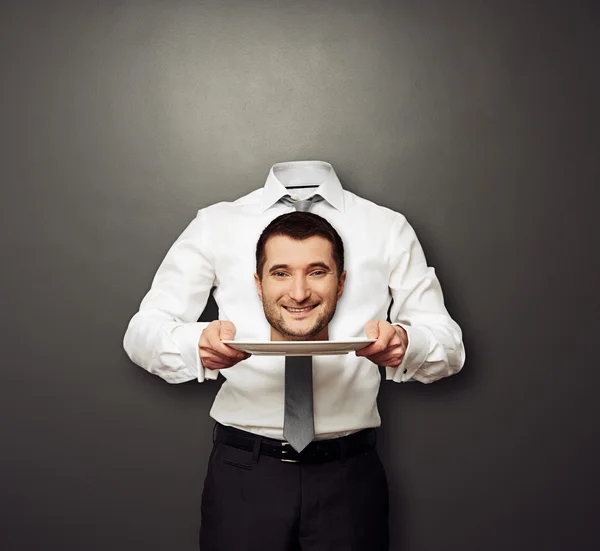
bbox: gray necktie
[280,193,322,452]
[284,355,314,453]
[280,193,324,212]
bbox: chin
[275,323,318,341]
[282,335,313,342]
[282,331,318,341]
[284,324,327,341]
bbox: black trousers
[199,426,390,551]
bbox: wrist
[393,324,408,346]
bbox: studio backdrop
[2,1,599,550]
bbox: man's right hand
[198,320,251,370]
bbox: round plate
[221,338,376,356]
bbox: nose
[288,276,311,303]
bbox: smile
[283,305,318,313]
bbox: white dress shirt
[123,161,465,439]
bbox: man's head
[254,212,346,341]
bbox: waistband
[214,423,376,464]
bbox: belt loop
[339,437,347,464]
[213,422,218,443]
[252,436,262,463]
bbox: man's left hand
[355,320,408,368]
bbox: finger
[200,350,241,369]
[202,358,231,370]
[199,321,222,349]
[357,326,397,357]
[206,344,246,363]
[205,360,233,370]
[356,341,380,356]
[198,349,229,368]
[364,319,381,340]
[357,320,383,356]
[356,338,389,356]
[367,345,407,367]
[198,346,230,362]
[218,320,237,341]
[215,321,247,360]
[370,355,404,368]
[392,324,409,347]
[221,344,247,361]
[206,332,246,360]
[378,322,398,342]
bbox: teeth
[286,306,314,312]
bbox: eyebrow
[268,262,332,272]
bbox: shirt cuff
[386,324,430,383]
[170,322,219,382]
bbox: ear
[254,273,263,302]
[337,270,347,300]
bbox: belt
[214,423,376,464]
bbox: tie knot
[281,194,324,212]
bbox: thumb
[364,320,380,340]
[219,321,237,341]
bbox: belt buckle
[280,442,300,463]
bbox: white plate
[221,338,376,356]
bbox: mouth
[282,304,318,314]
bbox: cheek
[317,284,339,302]
[261,285,282,304]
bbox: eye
[272,271,288,277]
[311,270,326,276]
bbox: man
[202,211,389,549]
[123,160,465,548]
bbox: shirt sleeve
[122,209,220,384]
[385,214,466,384]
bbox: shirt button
[403,368,408,374]
[291,195,299,201]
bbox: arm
[357,214,465,383]
[122,209,220,383]
[386,214,465,383]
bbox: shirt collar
[260,160,345,213]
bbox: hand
[198,321,251,370]
[355,320,408,368]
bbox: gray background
[2,0,599,550]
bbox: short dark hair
[256,212,344,280]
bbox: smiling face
[254,235,346,341]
